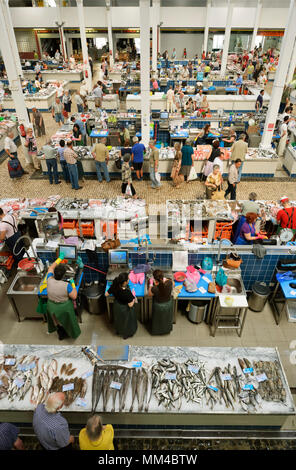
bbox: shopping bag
[188,166,197,181]
[211,190,225,200]
[155,172,161,184]
[125,184,132,196]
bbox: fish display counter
[0,345,294,429]
[283,143,296,177]
[3,88,57,112]
[23,69,84,83]
[86,94,120,111]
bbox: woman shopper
[170,142,183,188]
[24,128,40,170]
[205,164,223,199]
[105,272,137,339]
[180,139,194,183]
[62,90,72,114]
[32,108,46,137]
[121,154,137,199]
[202,139,221,180]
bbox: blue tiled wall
[37,249,296,291]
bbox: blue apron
[233,216,246,244]
[236,222,256,245]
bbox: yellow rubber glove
[69,279,76,289]
[56,252,65,264]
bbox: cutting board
[97,345,129,361]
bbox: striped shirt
[33,404,70,450]
[64,147,78,165]
[122,162,132,183]
[0,423,19,450]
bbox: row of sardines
[0,354,87,408]
[91,357,288,414]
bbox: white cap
[280,196,289,203]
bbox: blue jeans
[67,163,79,189]
[237,162,243,182]
[55,113,64,123]
[248,74,253,80]
[95,161,110,182]
[60,160,70,182]
[77,104,84,113]
[150,166,160,188]
[46,158,59,184]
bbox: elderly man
[42,141,61,185]
[74,91,84,113]
[224,159,242,200]
[149,140,161,189]
[166,86,175,113]
[277,196,296,233]
[5,131,27,177]
[51,97,64,126]
[230,133,248,182]
[33,393,75,450]
[64,141,82,190]
[91,137,110,183]
[93,82,103,108]
[131,136,146,181]
[32,108,45,137]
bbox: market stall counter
[23,69,84,83]
[3,88,57,112]
[87,94,120,111]
[0,345,294,429]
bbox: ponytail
[153,269,165,295]
[112,272,129,290]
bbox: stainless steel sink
[12,276,40,292]
[7,273,42,321]
[226,277,244,294]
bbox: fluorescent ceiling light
[48,0,56,7]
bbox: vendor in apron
[233,193,260,244]
[236,213,261,245]
[148,270,173,335]
[0,209,25,264]
[46,253,81,340]
[276,196,296,238]
[105,272,137,340]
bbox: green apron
[151,299,173,335]
[113,300,137,339]
[47,299,81,339]
[36,297,48,315]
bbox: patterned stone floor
[1,67,296,203]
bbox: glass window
[213,35,224,50]
[95,38,107,49]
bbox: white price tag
[202,276,211,284]
[199,286,207,294]
[14,378,24,389]
[188,365,200,374]
[82,371,93,379]
[110,381,122,390]
[290,290,296,296]
[256,373,267,383]
[76,398,87,407]
[221,374,232,381]
[62,383,74,392]
[165,373,176,380]
[132,361,142,368]
[5,359,15,366]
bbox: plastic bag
[155,172,161,184]
[188,166,198,181]
[184,278,198,293]
[125,184,132,196]
[215,268,228,287]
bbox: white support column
[220,0,234,77]
[152,0,160,72]
[106,3,114,69]
[250,0,262,52]
[56,0,67,59]
[203,0,210,56]
[0,0,28,125]
[67,36,73,57]
[261,0,296,148]
[140,0,150,147]
[76,0,92,91]
[286,38,296,84]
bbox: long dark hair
[153,269,165,295]
[112,272,129,290]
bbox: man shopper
[42,142,61,185]
[230,133,248,182]
[149,140,161,189]
[131,136,145,181]
[91,137,110,183]
[224,159,242,200]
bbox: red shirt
[277,207,296,229]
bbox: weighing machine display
[109,250,128,265]
[58,245,77,260]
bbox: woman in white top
[277,115,290,157]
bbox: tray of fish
[91,364,153,413]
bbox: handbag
[224,249,242,269]
[211,189,225,200]
[101,234,120,253]
[62,109,68,118]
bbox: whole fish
[111,371,119,413]
[119,369,131,412]
[145,370,153,412]
[129,369,138,413]
[118,369,127,411]
[103,371,113,412]
[139,369,148,412]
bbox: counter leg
[238,307,248,337]
[106,298,111,323]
